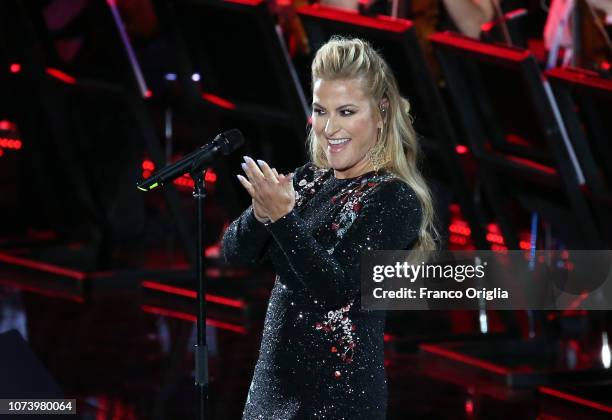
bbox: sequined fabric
[222,164,422,419]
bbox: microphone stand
[137,130,243,419]
[190,163,209,420]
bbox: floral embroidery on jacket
[329,173,396,243]
[295,166,330,209]
[314,302,357,367]
[313,171,397,373]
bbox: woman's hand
[236,156,295,223]
[251,199,271,223]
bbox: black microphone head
[217,129,244,155]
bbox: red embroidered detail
[313,302,357,365]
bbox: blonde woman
[222,37,436,419]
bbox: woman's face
[312,78,382,179]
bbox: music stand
[155,0,309,173]
[430,31,601,248]
[0,0,196,264]
[547,66,612,246]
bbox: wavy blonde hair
[308,36,438,251]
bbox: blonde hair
[308,36,438,251]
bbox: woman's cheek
[313,119,325,137]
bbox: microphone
[137,129,244,191]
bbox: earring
[368,127,389,172]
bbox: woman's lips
[327,138,351,153]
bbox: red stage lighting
[9,63,21,73]
[201,92,236,110]
[141,280,246,309]
[142,160,155,170]
[539,386,612,415]
[0,120,13,130]
[420,343,509,375]
[486,233,504,244]
[0,138,23,150]
[449,235,468,245]
[141,304,247,333]
[46,68,77,84]
[464,398,474,416]
[455,145,468,154]
[449,222,471,236]
[205,171,217,182]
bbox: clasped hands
[237,156,295,224]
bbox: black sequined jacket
[222,163,422,420]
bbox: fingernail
[241,163,247,170]
[242,156,249,163]
[257,159,265,166]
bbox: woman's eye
[312,108,325,115]
[340,109,354,116]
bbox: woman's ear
[378,97,390,128]
[379,97,389,112]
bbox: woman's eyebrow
[311,102,359,109]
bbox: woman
[222,37,437,419]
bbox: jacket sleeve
[221,206,272,266]
[220,164,311,266]
[264,180,422,307]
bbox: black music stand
[154,0,309,175]
[547,67,612,246]
[0,0,196,265]
[430,31,602,249]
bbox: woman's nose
[324,116,339,136]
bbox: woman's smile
[327,137,351,153]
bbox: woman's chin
[328,160,347,172]
[326,153,350,168]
